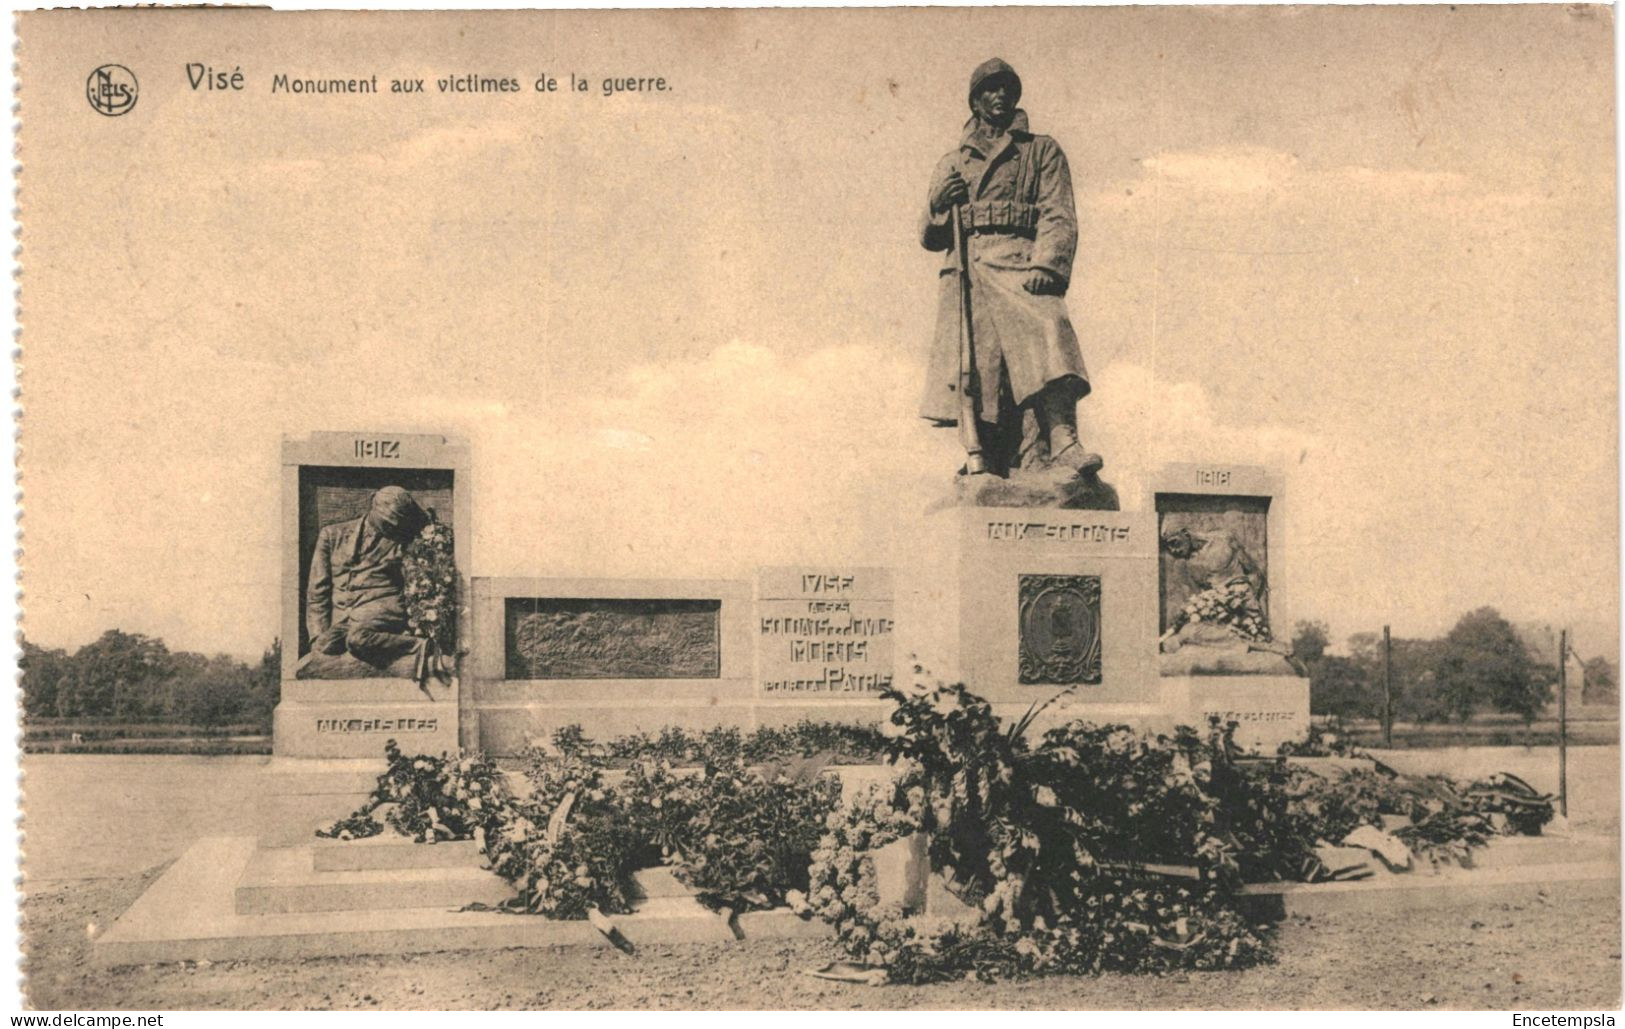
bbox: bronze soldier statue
[919,58,1102,481]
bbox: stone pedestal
[948,462,1310,749]
[955,505,1161,712]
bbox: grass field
[1342,718,1620,749]
[23,719,272,755]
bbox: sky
[17,5,1619,661]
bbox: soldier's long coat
[919,111,1089,424]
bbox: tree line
[1292,606,1618,724]
[21,630,280,730]
[21,608,1616,732]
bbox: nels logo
[86,64,138,117]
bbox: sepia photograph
[12,3,1621,1012]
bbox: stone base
[1166,675,1310,753]
[255,757,386,846]
[295,650,419,680]
[273,677,460,759]
[1240,854,1619,919]
[94,835,826,967]
[235,844,513,915]
[1159,647,1299,677]
[469,698,891,756]
[950,468,1122,511]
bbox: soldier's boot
[1016,407,1048,471]
[1037,383,1103,476]
[1047,423,1103,477]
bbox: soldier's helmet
[968,58,1022,107]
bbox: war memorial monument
[89,58,1316,965]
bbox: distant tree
[1582,656,1618,707]
[1342,631,1454,724]
[241,639,282,729]
[1393,657,1450,724]
[1434,607,1546,724]
[60,630,171,719]
[1346,631,1381,666]
[19,638,69,719]
[172,654,253,729]
[1291,620,1331,666]
[162,651,209,717]
[24,630,278,728]
[1309,654,1373,719]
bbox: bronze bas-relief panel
[1155,493,1270,636]
[1018,574,1102,685]
[504,597,723,680]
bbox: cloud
[473,338,942,584]
[464,339,1326,582]
[1083,359,1321,503]
[1096,145,1531,210]
[1139,147,1303,194]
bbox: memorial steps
[93,763,1620,967]
[1239,832,1620,919]
[93,825,824,967]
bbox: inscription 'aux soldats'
[986,522,1132,542]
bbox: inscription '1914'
[354,439,402,460]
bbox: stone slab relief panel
[1155,493,1270,636]
[504,598,722,680]
[296,466,455,659]
[1017,574,1102,685]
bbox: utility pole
[1381,624,1393,747]
[1559,627,1569,819]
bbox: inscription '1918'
[1196,468,1231,486]
[354,439,402,460]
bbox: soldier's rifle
[951,204,987,475]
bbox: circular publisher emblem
[86,65,138,117]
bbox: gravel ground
[23,867,1622,1011]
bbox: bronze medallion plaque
[1017,574,1102,685]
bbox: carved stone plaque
[1018,574,1102,685]
[504,598,722,680]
